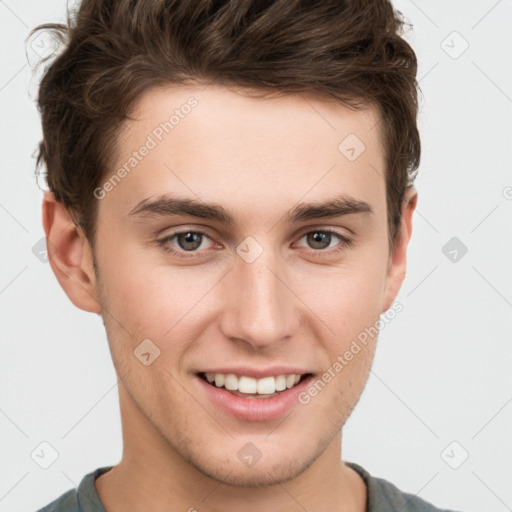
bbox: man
[34,1,463,511]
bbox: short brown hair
[34,0,420,248]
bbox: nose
[219,245,301,350]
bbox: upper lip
[197,367,311,379]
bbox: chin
[193,456,310,488]
[177,433,330,489]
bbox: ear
[42,191,101,313]
[382,187,418,312]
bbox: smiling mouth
[198,372,312,398]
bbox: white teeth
[205,372,304,394]
[275,375,287,391]
[257,376,276,395]
[239,376,257,393]
[286,374,296,389]
[224,373,238,391]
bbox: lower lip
[196,374,313,422]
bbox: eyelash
[157,228,353,260]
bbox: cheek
[97,248,222,352]
[300,254,388,343]
[298,266,385,412]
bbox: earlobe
[42,192,101,313]
[381,187,418,312]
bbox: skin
[42,83,417,512]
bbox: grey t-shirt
[36,462,464,512]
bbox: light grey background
[1,1,511,511]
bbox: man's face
[75,84,409,485]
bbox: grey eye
[176,232,205,251]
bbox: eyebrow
[128,194,373,225]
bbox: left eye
[296,230,345,250]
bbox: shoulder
[36,488,80,512]
[347,462,466,512]
[34,466,112,512]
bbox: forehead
[101,83,386,223]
